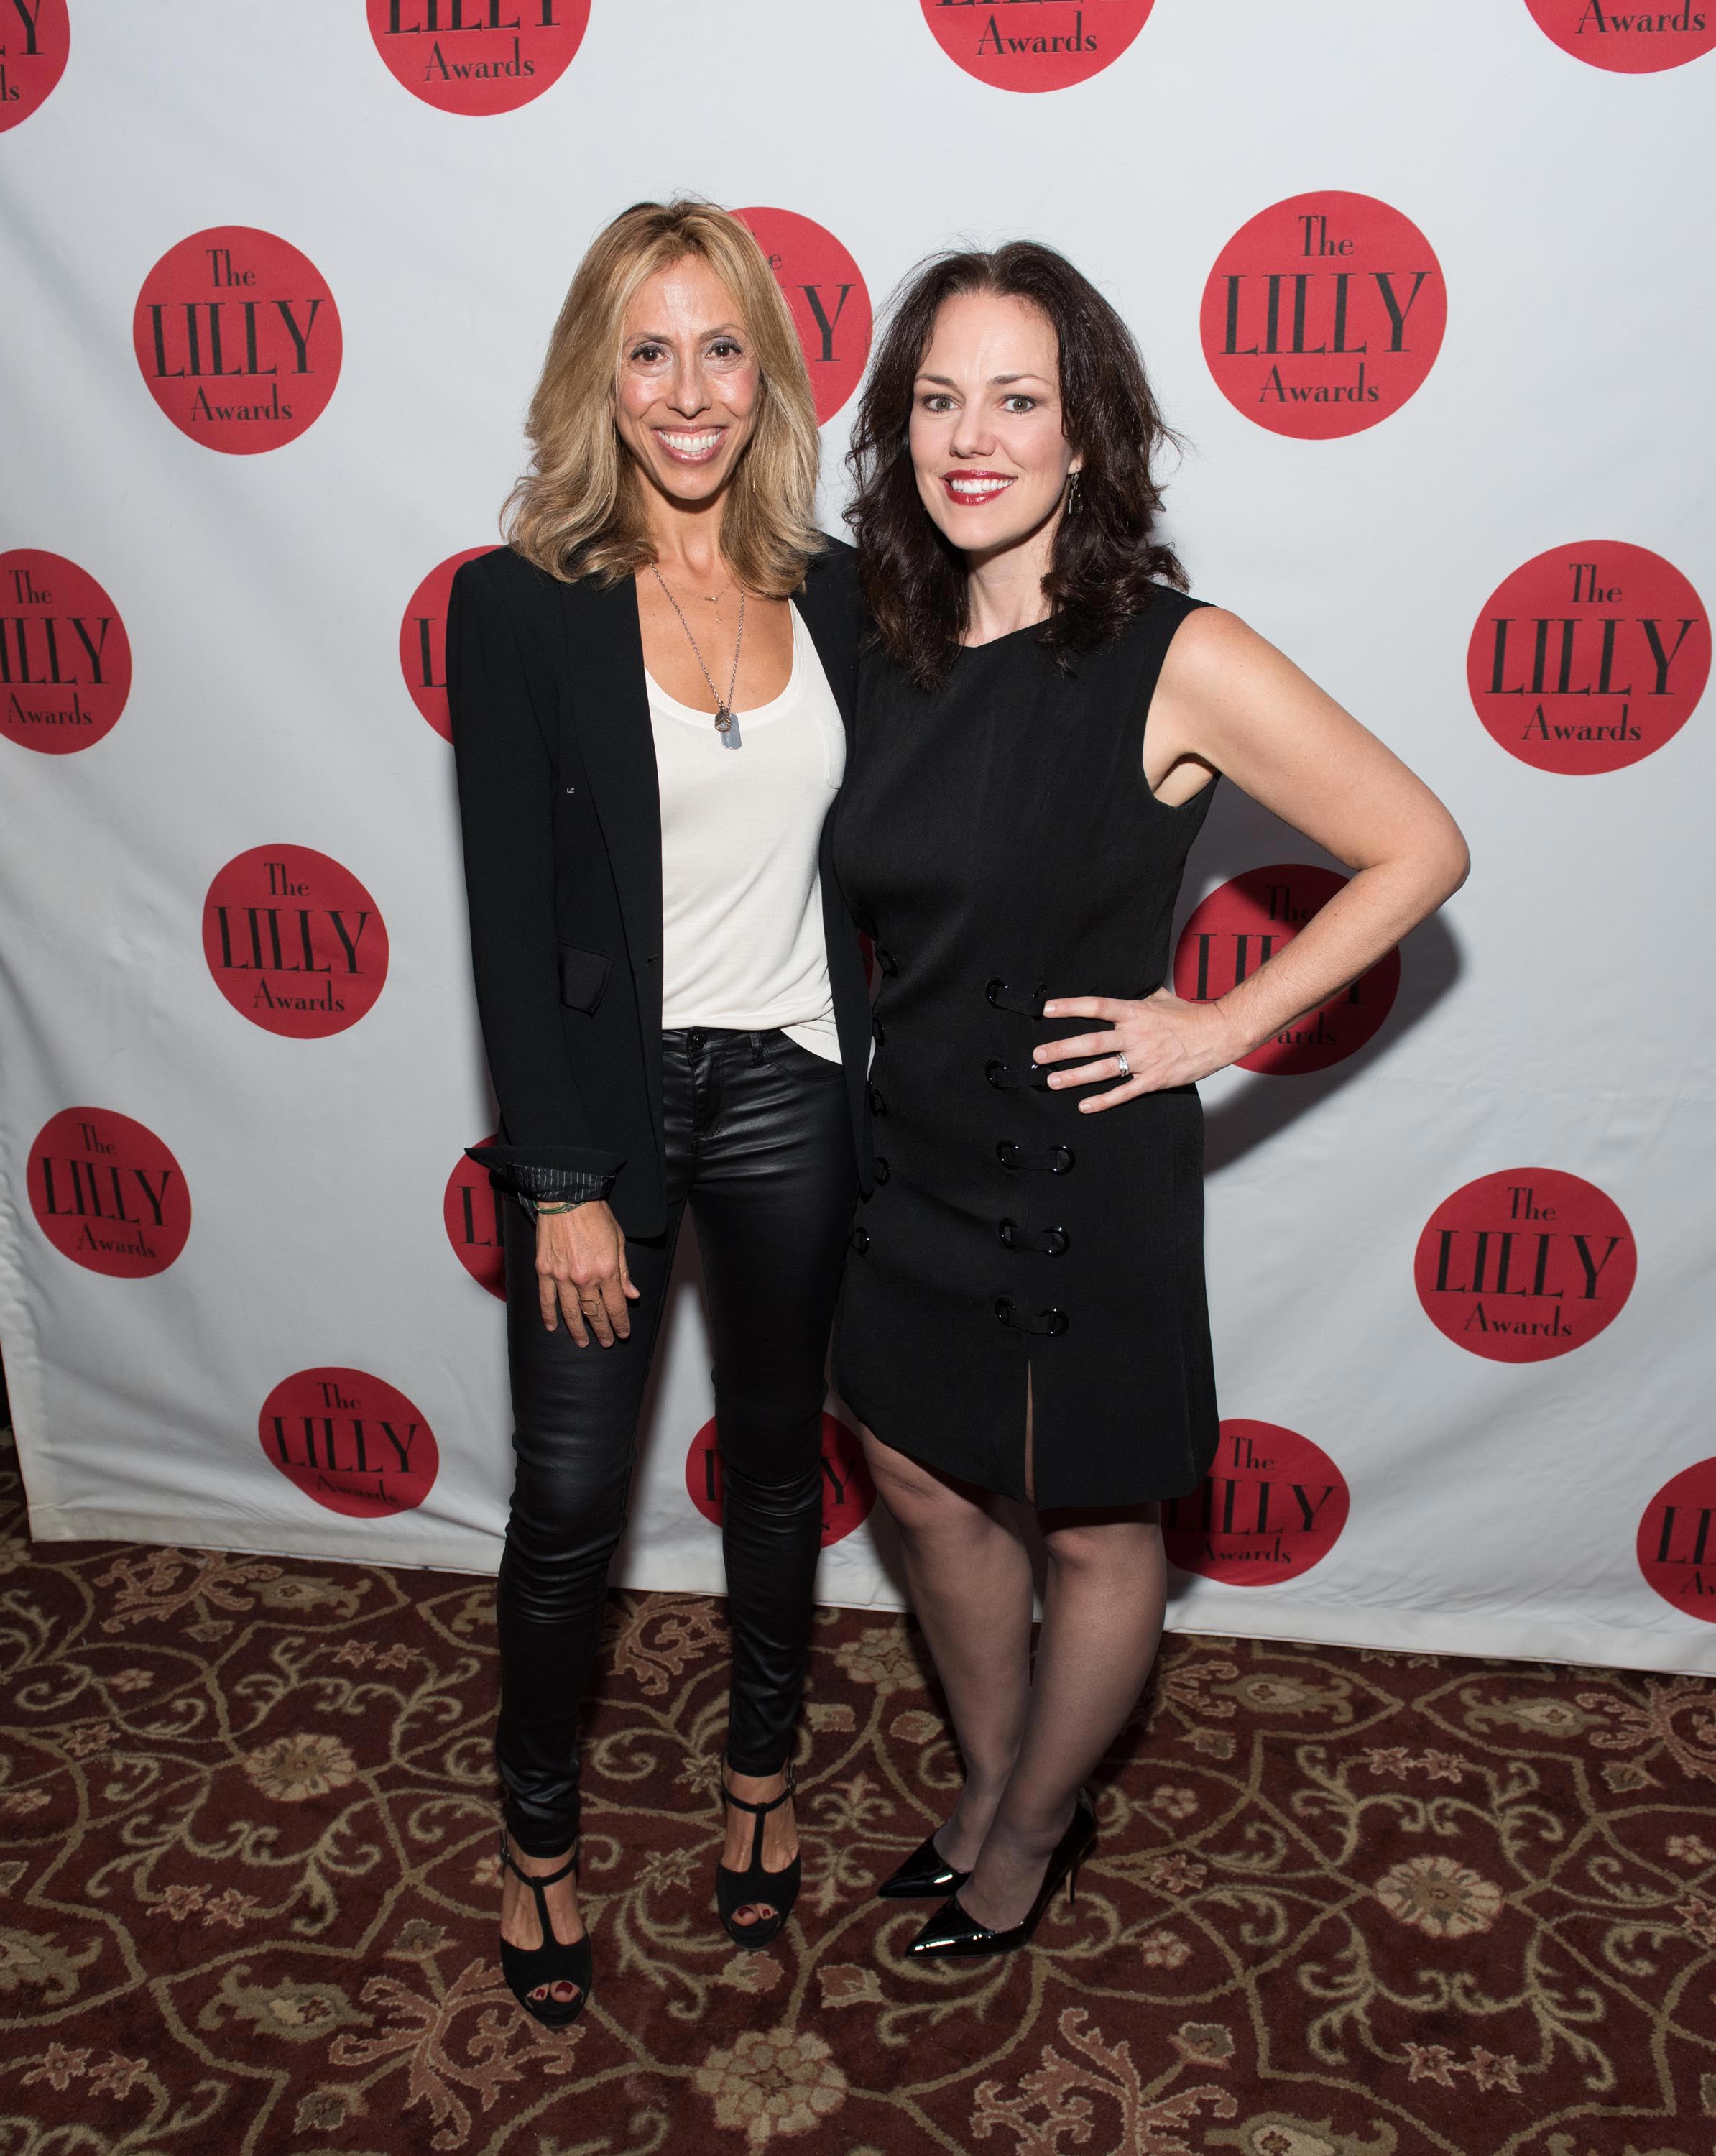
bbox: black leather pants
[495,1027,856,1856]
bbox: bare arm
[1037,608,1470,1105]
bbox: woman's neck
[961,510,1059,646]
[642,485,728,588]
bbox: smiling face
[908,289,1080,563]
[613,254,762,512]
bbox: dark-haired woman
[448,200,871,2024]
[835,244,1467,1958]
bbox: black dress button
[875,946,898,975]
[850,1225,870,1253]
[873,1156,890,1184]
[993,1298,1069,1337]
[999,1220,1070,1255]
[871,1015,885,1046]
[996,1141,1076,1174]
[986,977,1048,1016]
[867,1084,887,1117]
[986,1059,1051,1092]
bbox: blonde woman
[447,200,870,2024]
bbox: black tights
[862,1429,1167,1931]
[496,1027,856,1856]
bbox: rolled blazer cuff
[465,1146,622,1209]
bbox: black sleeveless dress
[831,589,1221,1510]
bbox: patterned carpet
[2,1429,1714,2156]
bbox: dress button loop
[873,1156,890,1184]
[993,1298,1070,1337]
[995,1141,1076,1174]
[875,946,898,976]
[850,1226,870,1253]
[998,1220,1070,1255]
[867,1084,887,1117]
[871,1015,885,1046]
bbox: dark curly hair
[845,241,1186,690]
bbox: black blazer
[446,538,872,1240]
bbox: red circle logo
[1200,192,1447,439]
[1638,1459,1716,1622]
[919,0,1154,90]
[445,1136,505,1299]
[1415,1169,1636,1362]
[366,0,589,112]
[259,1368,439,1517]
[203,845,388,1038]
[132,228,342,453]
[0,550,132,755]
[1523,0,1716,70]
[28,1107,190,1278]
[0,0,68,131]
[1467,541,1708,775]
[733,208,872,426]
[400,547,491,742]
[1172,865,1399,1074]
[1163,1420,1348,1584]
[686,1413,875,1549]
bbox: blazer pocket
[557,944,613,1014]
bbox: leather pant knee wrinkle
[494,1027,855,1856]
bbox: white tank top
[647,604,845,1060]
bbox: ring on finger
[1114,1050,1132,1079]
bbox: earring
[1065,469,1084,516]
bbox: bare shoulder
[1150,607,1321,769]
[1159,605,1299,704]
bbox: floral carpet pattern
[2,1429,1714,2156]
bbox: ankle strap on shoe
[719,1761,796,1816]
[498,1830,578,1889]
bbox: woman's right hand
[535,1200,640,1346]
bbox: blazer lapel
[558,573,662,967]
[792,564,857,741]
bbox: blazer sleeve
[446,557,624,1205]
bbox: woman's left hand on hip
[1034,989,1237,1110]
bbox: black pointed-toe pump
[905,1789,1097,1960]
[877,1828,973,1901]
[716,1762,801,1948]
[497,1832,592,2027]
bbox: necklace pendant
[715,705,742,750]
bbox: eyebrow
[915,371,1052,389]
[627,323,747,344]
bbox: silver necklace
[651,566,745,750]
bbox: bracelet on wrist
[534,1199,586,1216]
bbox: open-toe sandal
[716,1762,801,1949]
[497,1831,591,2026]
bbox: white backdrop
[2,1,1712,1676]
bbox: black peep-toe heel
[497,1831,591,2026]
[905,1788,1097,1960]
[716,1761,801,1948]
[877,1828,972,1901]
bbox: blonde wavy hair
[504,199,826,595]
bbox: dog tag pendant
[715,705,742,750]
